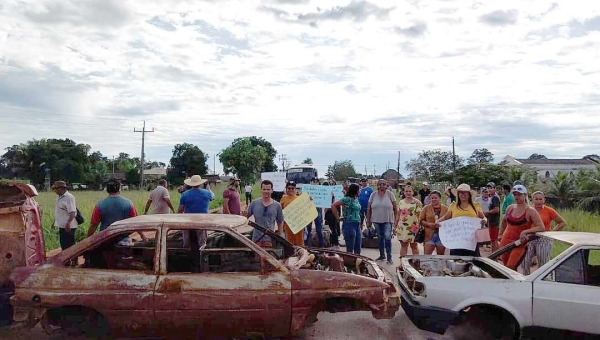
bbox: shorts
[488,225,499,241]
[426,233,443,246]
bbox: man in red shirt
[222,177,241,215]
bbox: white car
[397,232,600,339]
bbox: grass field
[36,183,264,251]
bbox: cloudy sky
[1,0,599,177]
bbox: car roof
[110,214,248,229]
[538,231,600,246]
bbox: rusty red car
[10,214,400,338]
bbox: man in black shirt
[485,182,501,251]
[418,182,431,205]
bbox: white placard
[261,172,286,191]
[439,217,482,251]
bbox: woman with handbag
[435,183,487,256]
[419,191,448,255]
[396,185,423,257]
[366,179,398,264]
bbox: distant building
[144,168,167,181]
[502,155,599,180]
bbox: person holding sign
[280,181,305,246]
[419,191,448,255]
[435,183,487,256]
[498,185,545,270]
[332,183,362,254]
[396,185,423,257]
[366,179,398,264]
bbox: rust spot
[158,278,183,293]
[5,252,11,259]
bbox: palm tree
[547,172,575,208]
[574,165,600,211]
[506,166,537,188]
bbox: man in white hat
[51,181,78,250]
[178,175,214,214]
[178,175,214,247]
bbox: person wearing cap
[87,178,145,241]
[280,181,304,246]
[144,179,175,215]
[419,182,431,205]
[52,181,78,250]
[498,185,544,270]
[521,191,566,275]
[222,177,241,215]
[485,182,501,251]
[358,178,374,228]
[435,183,487,256]
[501,184,515,215]
[305,177,324,247]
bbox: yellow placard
[282,192,318,235]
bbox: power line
[0,106,136,122]
[0,116,134,130]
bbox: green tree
[327,160,358,181]
[167,143,209,185]
[247,136,278,172]
[468,148,494,166]
[219,138,271,184]
[115,153,136,172]
[456,163,507,188]
[528,153,547,160]
[547,172,575,208]
[1,139,91,185]
[405,149,464,181]
[505,166,537,188]
[302,158,313,164]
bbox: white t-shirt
[475,197,490,213]
[54,191,78,229]
[149,186,171,214]
[245,185,252,193]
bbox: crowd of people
[51,173,567,275]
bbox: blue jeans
[374,222,392,261]
[342,221,361,254]
[59,228,76,250]
[305,208,324,247]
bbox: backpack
[75,208,85,225]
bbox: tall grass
[36,182,256,251]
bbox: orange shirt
[535,206,558,231]
[280,194,304,246]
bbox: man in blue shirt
[358,178,374,227]
[178,175,214,246]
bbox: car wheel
[449,305,519,340]
[41,306,111,339]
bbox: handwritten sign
[282,192,318,234]
[439,217,482,251]
[261,172,286,191]
[301,184,344,208]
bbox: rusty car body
[0,182,45,327]
[10,214,400,338]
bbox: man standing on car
[52,181,78,250]
[222,177,241,215]
[178,175,214,246]
[247,180,284,247]
[143,179,175,215]
[87,178,146,241]
[358,178,374,227]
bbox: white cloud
[1,0,600,177]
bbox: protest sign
[439,217,482,251]
[282,192,318,234]
[260,172,286,191]
[301,184,344,208]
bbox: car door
[532,247,600,335]
[153,227,292,338]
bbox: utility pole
[279,154,287,171]
[112,156,115,176]
[364,165,368,177]
[452,136,457,186]
[373,164,376,176]
[397,151,401,182]
[134,121,154,188]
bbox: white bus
[286,164,318,193]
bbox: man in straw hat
[222,176,241,215]
[51,181,78,250]
[178,175,214,246]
